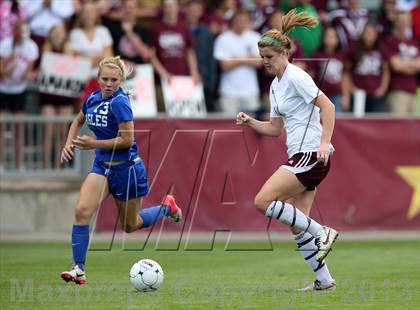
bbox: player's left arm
[313,94,335,163]
[72,121,134,150]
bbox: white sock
[295,231,334,284]
[265,201,322,236]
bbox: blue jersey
[82,88,139,162]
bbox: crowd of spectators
[0,0,419,120]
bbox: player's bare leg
[115,195,182,232]
[254,167,338,290]
[115,197,144,232]
[61,173,109,284]
[256,167,338,255]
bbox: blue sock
[139,205,170,228]
[72,224,89,271]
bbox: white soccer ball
[129,259,164,292]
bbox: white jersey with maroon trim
[269,63,335,158]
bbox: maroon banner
[95,118,420,233]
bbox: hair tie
[260,36,285,47]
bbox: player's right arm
[61,111,86,164]
[236,112,283,137]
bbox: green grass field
[1,240,419,310]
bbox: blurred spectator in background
[0,0,26,41]
[330,0,370,51]
[40,23,75,168]
[100,0,159,24]
[136,0,161,18]
[282,1,323,58]
[349,24,390,113]
[202,0,238,35]
[70,2,113,103]
[248,0,275,33]
[311,0,330,24]
[150,0,200,81]
[214,9,262,115]
[185,0,218,112]
[41,22,73,64]
[377,0,397,36]
[396,0,418,10]
[0,20,38,169]
[107,0,169,87]
[310,26,351,112]
[383,10,420,115]
[150,0,201,111]
[20,0,76,51]
[92,0,123,22]
[108,0,154,65]
[259,9,306,111]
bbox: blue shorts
[90,157,149,201]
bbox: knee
[119,214,140,233]
[123,222,138,233]
[74,204,92,224]
[254,194,269,214]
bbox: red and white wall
[95,118,420,233]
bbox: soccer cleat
[61,265,86,285]
[162,195,182,223]
[314,226,339,262]
[297,279,337,291]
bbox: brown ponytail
[281,9,318,35]
[258,9,318,53]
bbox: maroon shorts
[281,151,330,190]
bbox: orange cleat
[61,265,86,285]
[162,195,182,223]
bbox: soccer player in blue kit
[60,56,182,285]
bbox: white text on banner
[123,65,157,118]
[37,52,91,98]
[162,76,206,117]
